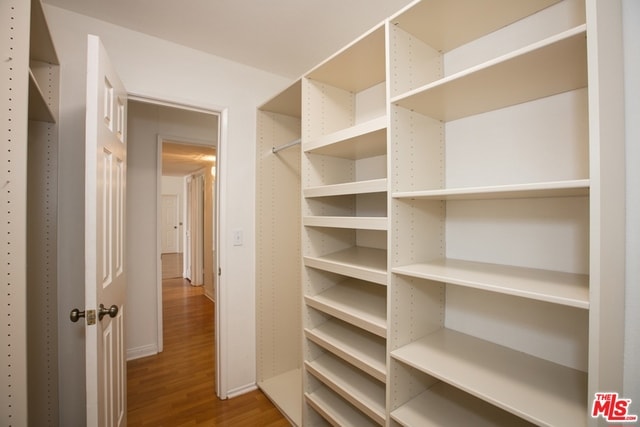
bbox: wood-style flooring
[127,277,290,426]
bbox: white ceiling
[42,0,414,78]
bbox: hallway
[126,276,290,426]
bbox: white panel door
[84,35,127,427]
[161,194,179,253]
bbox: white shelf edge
[305,320,387,383]
[390,24,587,121]
[305,354,386,425]
[305,387,380,427]
[303,216,388,231]
[304,279,387,338]
[304,116,387,158]
[304,178,387,198]
[304,247,388,285]
[392,258,589,309]
[391,329,588,426]
[392,179,590,201]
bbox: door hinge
[86,309,97,325]
[218,267,221,276]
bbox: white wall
[126,101,217,360]
[46,5,290,425]
[162,175,186,253]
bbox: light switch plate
[233,229,243,246]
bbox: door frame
[129,92,226,398]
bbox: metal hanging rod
[272,138,301,154]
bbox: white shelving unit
[256,0,627,424]
[386,0,624,425]
[256,80,303,426]
[301,22,389,426]
[2,0,60,424]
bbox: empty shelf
[305,279,387,337]
[392,26,587,122]
[305,319,386,382]
[306,353,385,425]
[258,369,302,426]
[305,386,380,427]
[304,116,387,159]
[28,70,55,123]
[305,246,387,285]
[303,216,388,231]
[390,0,560,53]
[392,258,589,309]
[391,329,588,426]
[304,178,387,198]
[392,179,589,201]
[391,381,534,427]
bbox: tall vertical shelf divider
[301,23,389,426]
[257,0,626,425]
[256,80,303,426]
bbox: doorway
[125,98,220,375]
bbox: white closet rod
[272,138,301,154]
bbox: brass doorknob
[98,304,119,320]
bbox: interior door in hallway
[84,34,127,427]
[161,194,179,253]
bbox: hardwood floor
[127,277,290,426]
[161,252,184,279]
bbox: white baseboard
[226,383,258,399]
[126,344,158,361]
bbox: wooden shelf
[306,353,386,425]
[391,381,534,427]
[390,0,561,53]
[305,319,386,382]
[303,216,387,231]
[392,258,589,309]
[304,178,387,198]
[392,26,587,122]
[305,279,387,338]
[393,179,589,201]
[28,70,55,123]
[304,116,387,160]
[258,369,302,426]
[306,24,386,93]
[391,329,588,426]
[304,246,387,285]
[305,387,380,427]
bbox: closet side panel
[1,0,31,425]
[27,120,59,426]
[256,111,302,381]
